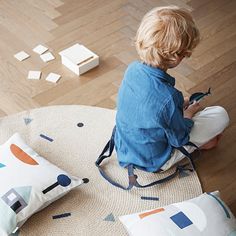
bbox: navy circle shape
[57,174,71,187]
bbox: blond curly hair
[135,6,200,70]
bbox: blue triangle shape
[0,163,6,168]
[179,170,190,178]
[104,213,115,222]
[24,118,33,125]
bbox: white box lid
[59,43,95,65]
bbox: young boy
[114,6,229,172]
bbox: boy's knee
[191,106,230,144]
[213,106,229,127]
[207,106,230,130]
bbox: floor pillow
[120,191,236,236]
[0,133,86,235]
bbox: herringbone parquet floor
[0,0,235,214]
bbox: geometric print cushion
[119,192,236,236]
[0,133,85,236]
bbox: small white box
[59,43,99,75]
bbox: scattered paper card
[14,51,30,61]
[45,73,61,83]
[33,44,48,54]
[28,71,41,80]
[40,52,55,62]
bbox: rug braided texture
[0,105,202,236]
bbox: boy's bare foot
[200,134,223,150]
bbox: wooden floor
[0,0,235,214]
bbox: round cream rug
[0,105,202,236]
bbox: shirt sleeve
[162,91,194,147]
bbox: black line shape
[141,196,159,201]
[43,174,71,194]
[40,134,54,142]
[52,213,71,219]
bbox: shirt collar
[140,62,175,87]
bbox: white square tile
[14,51,30,61]
[45,73,61,83]
[33,44,48,54]
[40,52,55,62]
[7,193,17,201]
[27,71,41,80]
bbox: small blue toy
[189,87,211,104]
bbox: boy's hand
[184,101,201,119]
[183,96,190,109]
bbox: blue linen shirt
[114,61,194,172]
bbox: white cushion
[120,192,236,236]
[0,133,84,235]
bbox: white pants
[161,106,230,171]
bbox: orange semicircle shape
[10,144,39,165]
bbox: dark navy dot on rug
[82,178,89,184]
[77,122,84,127]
